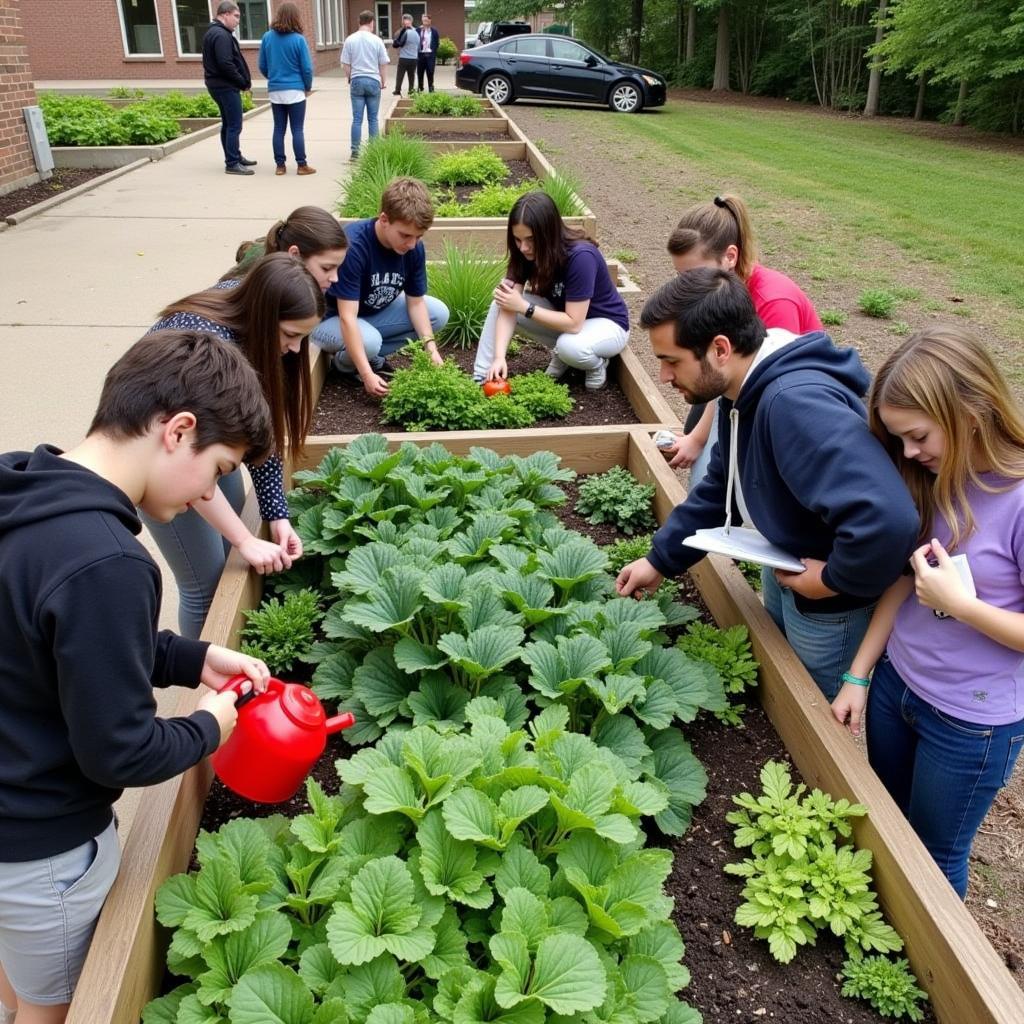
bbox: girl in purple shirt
[832,324,1024,898]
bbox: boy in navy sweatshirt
[616,269,919,699]
[0,331,273,1022]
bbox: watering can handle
[220,674,280,711]
[326,712,356,735]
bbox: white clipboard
[683,526,806,573]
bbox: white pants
[473,293,628,380]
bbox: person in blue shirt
[258,2,315,175]
[312,178,449,397]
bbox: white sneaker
[545,353,569,379]
[584,358,609,390]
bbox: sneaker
[545,353,569,380]
[225,164,255,176]
[296,164,317,175]
[238,157,258,166]
[275,165,286,176]
[584,358,609,391]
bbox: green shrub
[841,956,928,1021]
[435,181,533,217]
[116,104,181,144]
[426,240,505,349]
[430,145,508,186]
[613,249,637,263]
[451,94,482,116]
[858,288,897,319]
[409,92,483,116]
[146,90,219,118]
[109,85,144,99]
[820,309,847,326]
[38,92,180,145]
[240,588,323,673]
[509,370,574,418]
[576,466,656,535]
[437,36,459,64]
[677,622,758,725]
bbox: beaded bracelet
[841,671,870,688]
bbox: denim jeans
[207,86,243,167]
[271,100,307,166]
[312,293,450,372]
[350,76,381,155]
[867,654,1024,898]
[140,469,246,638]
[761,568,873,700]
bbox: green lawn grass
[591,101,1024,333]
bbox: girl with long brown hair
[144,252,324,637]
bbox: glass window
[401,2,425,20]
[237,0,270,41]
[117,0,162,55]
[511,38,547,57]
[315,0,344,45]
[174,0,211,56]
[375,2,390,39]
[550,39,590,62]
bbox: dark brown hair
[358,10,374,25]
[222,206,348,280]
[158,252,324,461]
[666,194,757,281]
[380,177,434,230]
[270,1,303,33]
[89,330,274,466]
[506,191,588,299]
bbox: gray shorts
[0,820,120,1006]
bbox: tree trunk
[712,5,730,91]
[863,0,887,116]
[686,2,697,62]
[630,0,644,64]
[953,77,968,126]
[913,72,926,120]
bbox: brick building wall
[345,1,463,55]
[22,1,342,82]
[0,0,40,194]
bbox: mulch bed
[311,341,640,435]
[0,167,108,219]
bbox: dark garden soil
[0,167,109,219]
[311,341,640,436]
[447,157,535,204]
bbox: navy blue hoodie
[0,446,221,861]
[649,332,919,612]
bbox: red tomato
[482,379,511,397]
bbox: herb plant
[576,466,657,535]
[841,955,928,1021]
[409,92,482,116]
[725,761,903,964]
[603,534,679,601]
[676,622,758,725]
[508,371,574,418]
[434,181,534,218]
[240,588,323,674]
[426,241,505,349]
[430,146,508,187]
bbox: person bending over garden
[222,205,348,291]
[0,331,272,1024]
[146,252,324,638]
[832,325,1024,899]
[312,177,449,397]
[473,191,629,391]
[615,268,919,701]
[661,194,822,485]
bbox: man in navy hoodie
[616,268,919,699]
[203,1,256,175]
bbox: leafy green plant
[841,955,929,1020]
[576,466,656,535]
[509,371,574,419]
[38,93,180,145]
[735,561,763,591]
[603,534,679,601]
[115,105,181,144]
[436,37,459,64]
[430,146,508,186]
[146,90,219,118]
[820,309,847,326]
[858,288,897,318]
[410,92,482,117]
[434,181,533,218]
[451,95,481,116]
[109,85,144,99]
[613,249,637,263]
[426,240,505,349]
[240,588,323,673]
[725,761,902,964]
[677,622,758,725]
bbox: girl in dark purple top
[473,192,629,391]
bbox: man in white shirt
[416,13,439,93]
[341,10,389,160]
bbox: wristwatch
[524,303,536,319]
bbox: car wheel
[609,81,643,113]
[483,73,515,105]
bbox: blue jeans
[207,86,243,167]
[350,77,381,154]
[312,293,450,372]
[272,100,307,166]
[762,569,873,700]
[867,654,1024,898]
[140,469,246,638]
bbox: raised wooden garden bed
[65,427,1024,1024]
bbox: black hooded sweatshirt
[0,446,221,861]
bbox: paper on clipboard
[682,526,806,573]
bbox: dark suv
[477,21,531,45]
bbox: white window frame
[375,1,390,40]
[172,0,211,58]
[315,0,345,46]
[115,0,164,57]
[236,0,270,43]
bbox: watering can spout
[326,711,356,735]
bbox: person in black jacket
[0,331,272,1021]
[203,0,256,175]
[416,13,440,92]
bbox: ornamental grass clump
[426,240,505,349]
[336,132,433,218]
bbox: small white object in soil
[652,429,676,450]
[985,897,999,908]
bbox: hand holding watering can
[211,676,355,803]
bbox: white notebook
[683,526,806,573]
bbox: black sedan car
[456,34,666,113]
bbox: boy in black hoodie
[0,330,274,1022]
[616,269,919,699]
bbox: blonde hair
[380,177,434,231]
[869,323,1024,547]
[666,193,757,281]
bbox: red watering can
[211,676,355,803]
